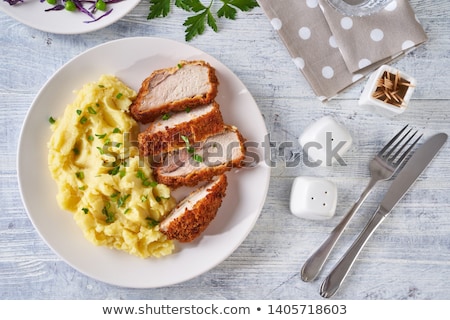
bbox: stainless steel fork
[301,125,421,282]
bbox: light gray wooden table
[1,0,449,300]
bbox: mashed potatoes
[48,75,176,258]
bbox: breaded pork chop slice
[138,101,224,156]
[130,60,219,123]
[159,174,228,242]
[153,125,246,189]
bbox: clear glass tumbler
[327,0,394,16]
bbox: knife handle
[319,207,388,298]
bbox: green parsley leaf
[217,0,259,19]
[184,9,209,41]
[147,0,258,41]
[147,0,171,19]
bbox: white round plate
[0,0,140,34]
[17,37,270,288]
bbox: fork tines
[379,124,423,165]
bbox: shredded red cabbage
[4,0,124,23]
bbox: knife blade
[320,132,448,298]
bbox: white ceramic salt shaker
[299,116,352,167]
[290,176,337,220]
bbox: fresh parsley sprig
[147,0,259,41]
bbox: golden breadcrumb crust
[159,174,227,242]
[138,101,224,156]
[153,126,246,189]
[130,60,219,124]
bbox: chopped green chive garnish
[193,154,203,162]
[110,192,119,198]
[181,135,189,145]
[142,180,152,187]
[136,170,145,180]
[113,128,121,134]
[146,217,159,228]
[119,169,126,178]
[117,194,130,208]
[81,208,89,214]
[96,147,104,155]
[76,171,84,180]
[181,135,203,163]
[108,165,120,176]
[48,116,56,124]
[136,170,156,187]
[76,109,82,115]
[102,203,115,223]
[87,106,97,114]
[185,107,191,113]
[162,113,171,120]
[88,135,94,141]
[95,133,107,139]
[80,116,88,124]
[116,93,123,99]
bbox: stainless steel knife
[320,132,448,298]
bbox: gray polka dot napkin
[258,0,427,101]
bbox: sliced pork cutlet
[159,174,227,242]
[130,60,219,123]
[153,125,246,189]
[138,101,224,157]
